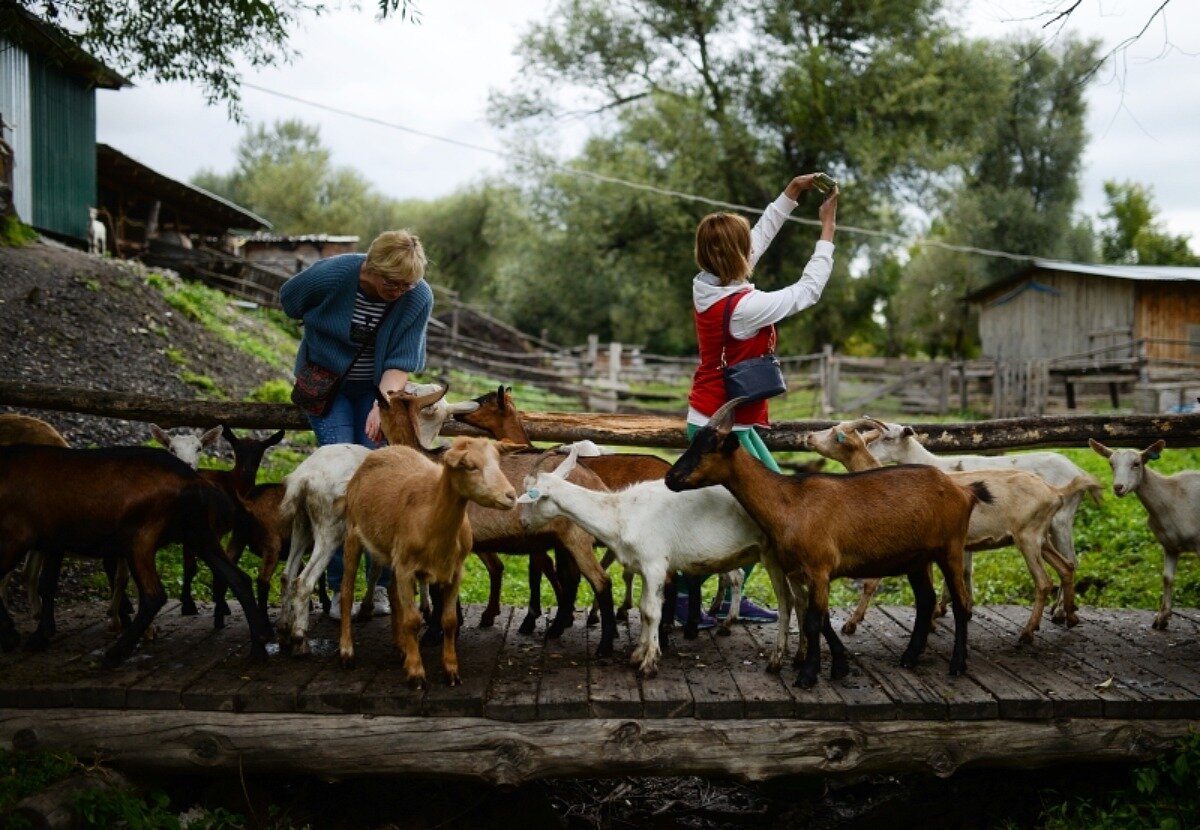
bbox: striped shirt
[343,290,392,382]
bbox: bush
[0,216,38,247]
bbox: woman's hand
[784,173,820,200]
[366,402,384,445]
[819,186,838,242]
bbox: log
[1,709,1191,784]
[2,380,1200,450]
[11,769,131,829]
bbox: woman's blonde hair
[365,230,427,284]
[695,212,752,286]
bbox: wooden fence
[2,381,1199,452]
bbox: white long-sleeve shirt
[687,192,835,428]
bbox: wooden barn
[967,260,1200,363]
[238,233,360,274]
[0,4,128,242]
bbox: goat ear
[414,384,450,411]
[220,424,238,446]
[719,430,741,456]
[266,429,285,447]
[149,423,170,447]
[442,446,467,467]
[447,400,481,415]
[862,429,880,444]
[901,426,915,438]
[374,387,391,409]
[1142,440,1166,462]
[496,384,507,413]
[1088,438,1113,458]
[496,439,524,455]
[202,426,224,448]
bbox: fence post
[820,345,833,415]
[959,360,968,413]
[938,361,950,415]
[992,360,1004,419]
[586,334,599,371]
[608,342,622,389]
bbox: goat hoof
[682,624,698,640]
[899,651,919,669]
[420,628,443,647]
[1066,613,1080,627]
[290,637,310,657]
[545,621,566,640]
[213,615,227,631]
[216,601,231,616]
[180,601,199,617]
[615,607,628,623]
[840,621,857,635]
[354,608,373,624]
[143,625,158,642]
[1018,631,1034,645]
[249,643,269,662]
[0,629,20,653]
[100,648,127,669]
[586,610,600,626]
[830,656,850,680]
[766,658,783,674]
[949,659,967,677]
[636,663,659,679]
[340,654,355,669]
[716,625,732,638]
[479,612,497,629]
[518,615,537,636]
[445,672,461,687]
[594,641,614,659]
[1152,618,1169,631]
[794,671,818,690]
[405,673,426,690]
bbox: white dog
[87,207,106,255]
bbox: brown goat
[665,398,988,688]
[803,421,1088,643]
[0,445,270,665]
[340,437,520,686]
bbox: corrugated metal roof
[0,5,130,90]
[241,234,360,243]
[967,259,1200,303]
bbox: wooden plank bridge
[2,602,1198,783]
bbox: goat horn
[528,445,565,478]
[552,443,580,479]
[839,417,878,432]
[708,397,747,430]
[861,414,889,430]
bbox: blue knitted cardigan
[279,253,433,380]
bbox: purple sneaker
[717,597,779,624]
[674,595,716,629]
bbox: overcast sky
[96,0,1200,252]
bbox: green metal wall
[29,54,95,241]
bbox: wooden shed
[967,260,1200,363]
[0,4,128,241]
[238,233,359,274]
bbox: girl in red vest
[681,174,839,625]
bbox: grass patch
[179,372,225,398]
[0,215,38,247]
[247,379,293,404]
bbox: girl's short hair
[365,230,427,283]
[695,212,752,286]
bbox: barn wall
[28,53,95,241]
[977,271,1135,361]
[1136,283,1200,361]
[0,35,34,221]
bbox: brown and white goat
[340,437,520,686]
[0,445,269,665]
[665,398,989,688]
[804,421,1093,643]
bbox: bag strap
[337,298,401,385]
[719,290,774,368]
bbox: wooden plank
[7,709,1195,784]
[742,618,856,720]
[988,604,1200,714]
[356,615,429,716]
[125,610,250,710]
[868,608,997,720]
[536,609,590,720]
[0,617,123,708]
[969,608,1111,718]
[631,610,693,718]
[709,623,794,719]
[836,609,945,720]
[679,627,744,720]
[423,605,511,717]
[484,606,545,722]
[586,615,642,719]
[294,618,379,715]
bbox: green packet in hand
[814,172,838,194]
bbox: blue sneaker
[674,595,716,629]
[717,597,779,624]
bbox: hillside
[0,239,295,447]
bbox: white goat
[863,418,1103,622]
[87,207,106,256]
[1090,439,1200,630]
[516,447,789,677]
[150,424,223,468]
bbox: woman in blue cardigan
[280,230,434,618]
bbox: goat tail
[279,474,305,525]
[967,481,994,505]
[1058,474,1105,506]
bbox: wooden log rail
[2,380,1200,451]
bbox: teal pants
[676,423,780,599]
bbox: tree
[891,36,1100,358]
[490,0,1009,353]
[1099,181,1199,265]
[7,1,417,116]
[194,119,390,235]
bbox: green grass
[0,215,38,247]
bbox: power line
[241,81,1037,263]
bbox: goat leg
[658,573,677,656]
[440,576,463,687]
[842,578,881,635]
[179,549,199,616]
[682,573,704,640]
[901,567,937,669]
[939,554,971,676]
[103,537,167,668]
[24,549,63,652]
[1153,550,1179,630]
[794,596,825,689]
[546,548,580,639]
[822,614,849,680]
[519,553,545,635]
[477,550,503,628]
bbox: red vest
[688,289,774,426]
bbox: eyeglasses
[380,276,415,292]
